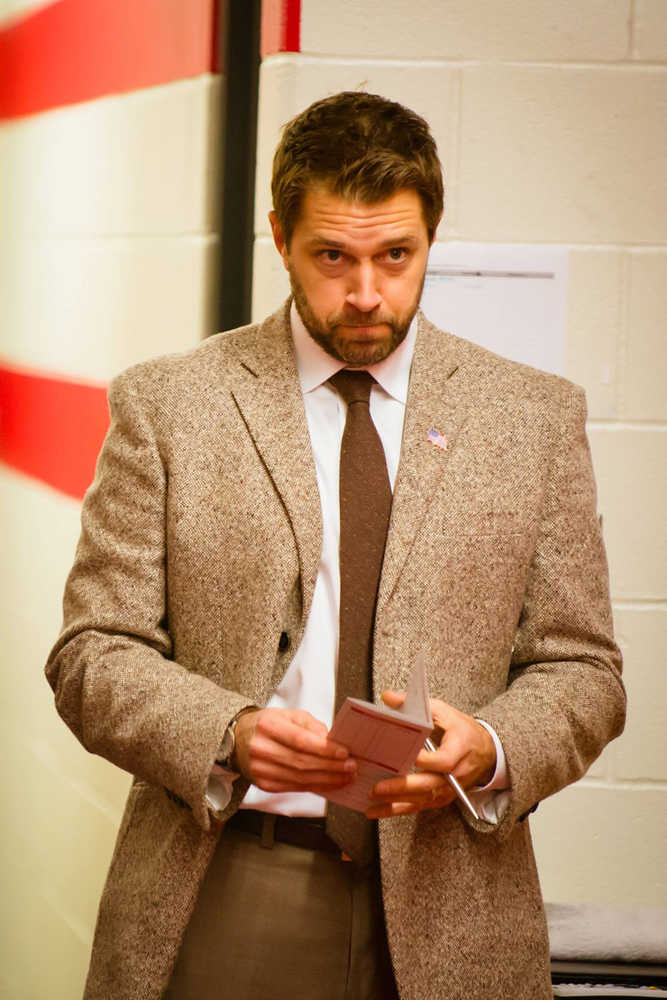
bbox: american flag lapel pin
[426,427,448,451]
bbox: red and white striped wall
[261,0,300,57]
[0,0,303,499]
[0,2,226,996]
[0,0,223,499]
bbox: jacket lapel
[229,305,322,624]
[227,305,471,628]
[377,313,471,615]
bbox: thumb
[381,690,406,709]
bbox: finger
[254,769,355,790]
[261,779,358,795]
[369,772,448,803]
[380,690,406,709]
[252,755,355,783]
[429,698,464,732]
[257,713,349,760]
[367,801,428,818]
[251,759,356,790]
[414,736,465,776]
[290,710,330,738]
[251,732,356,773]
[366,794,452,819]
[260,780,357,795]
[417,721,495,786]
[366,800,416,818]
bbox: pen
[424,736,480,821]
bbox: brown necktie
[325,370,392,863]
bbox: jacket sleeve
[45,370,253,831]
[473,383,626,839]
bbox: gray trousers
[165,819,399,1000]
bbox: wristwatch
[215,711,249,770]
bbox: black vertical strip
[217,0,261,333]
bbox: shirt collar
[290,299,417,404]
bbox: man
[46,91,626,1000]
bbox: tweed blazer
[46,302,625,1000]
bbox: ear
[269,211,289,271]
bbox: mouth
[337,322,388,335]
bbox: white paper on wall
[420,243,569,376]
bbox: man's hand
[366,691,496,818]
[234,707,356,795]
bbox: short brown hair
[271,91,444,246]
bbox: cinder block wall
[254,0,667,906]
[0,1,222,996]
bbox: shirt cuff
[205,763,239,820]
[464,719,511,826]
[466,785,512,825]
[473,719,510,792]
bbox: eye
[385,247,408,262]
[319,249,343,263]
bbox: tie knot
[329,369,375,406]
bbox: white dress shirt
[208,302,510,824]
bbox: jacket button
[278,631,289,651]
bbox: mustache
[331,311,393,327]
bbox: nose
[345,261,382,314]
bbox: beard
[288,263,425,367]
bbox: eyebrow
[306,234,421,251]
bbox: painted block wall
[0,1,223,996]
[253,1,667,907]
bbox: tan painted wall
[252,0,667,907]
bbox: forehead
[293,187,427,247]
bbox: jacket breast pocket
[451,510,529,540]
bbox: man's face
[269,187,433,367]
